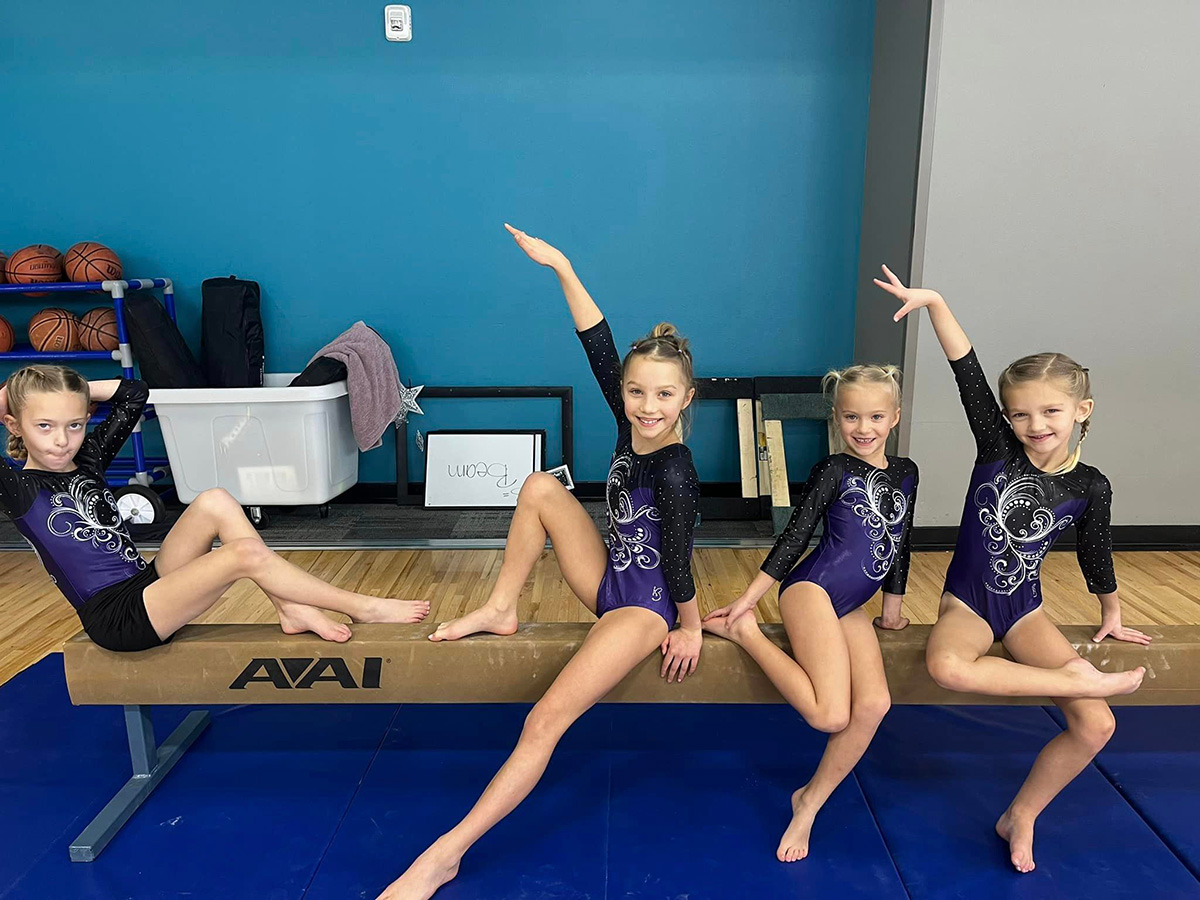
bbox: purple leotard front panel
[14,479,147,609]
[781,467,917,616]
[597,481,678,628]
[945,457,1090,636]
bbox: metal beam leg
[70,706,211,862]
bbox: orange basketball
[0,316,13,353]
[79,306,120,352]
[28,308,81,353]
[5,244,64,296]
[0,251,7,285]
[64,241,123,283]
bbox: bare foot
[353,598,431,624]
[701,610,761,647]
[429,604,518,642]
[777,786,819,863]
[376,839,461,900]
[276,602,352,643]
[1062,657,1144,698]
[995,807,1036,874]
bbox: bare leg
[143,489,428,640]
[152,489,427,628]
[430,473,608,641]
[925,594,1143,699]
[778,608,891,862]
[377,607,668,899]
[153,489,343,640]
[994,611,1118,874]
[703,581,851,732]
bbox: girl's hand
[504,223,569,272]
[1094,609,1152,645]
[873,264,945,322]
[874,592,909,630]
[703,595,757,626]
[660,626,702,683]
[873,612,910,630]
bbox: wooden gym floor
[2,547,1199,687]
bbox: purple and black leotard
[943,348,1116,638]
[761,453,918,616]
[577,319,699,630]
[0,378,165,652]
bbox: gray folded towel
[308,322,400,451]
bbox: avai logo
[229,657,384,690]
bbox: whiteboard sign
[424,431,545,508]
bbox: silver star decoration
[395,383,425,426]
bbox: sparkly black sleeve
[652,448,700,609]
[0,461,26,518]
[948,348,1016,463]
[576,319,624,423]
[86,379,150,471]
[760,455,844,581]
[1075,471,1117,595]
[882,461,919,596]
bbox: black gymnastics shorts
[77,560,168,652]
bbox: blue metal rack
[0,277,173,488]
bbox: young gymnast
[0,366,428,652]
[704,364,917,862]
[872,264,1150,873]
[376,224,702,899]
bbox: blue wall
[0,1,874,485]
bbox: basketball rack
[0,279,174,518]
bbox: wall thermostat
[385,5,412,42]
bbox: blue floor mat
[3,659,1199,899]
[855,705,1200,899]
[0,657,190,892]
[1,657,395,900]
[1083,706,1200,882]
[305,704,610,900]
[605,749,905,899]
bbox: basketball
[28,308,81,353]
[5,245,64,296]
[79,306,120,352]
[0,251,7,285]
[64,242,123,283]
[0,316,13,353]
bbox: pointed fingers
[873,277,903,300]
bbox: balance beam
[64,623,1197,707]
[58,623,1196,861]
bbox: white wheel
[114,485,165,525]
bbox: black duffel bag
[201,275,264,388]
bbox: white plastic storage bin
[150,375,358,505]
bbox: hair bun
[633,322,690,357]
[651,322,678,340]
